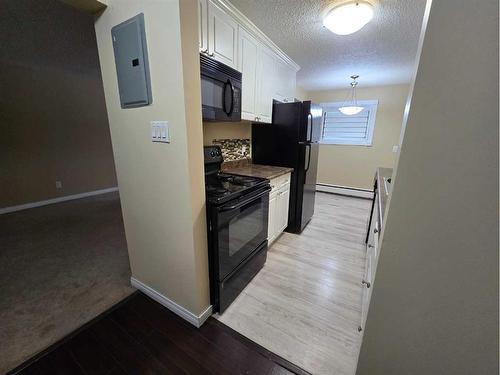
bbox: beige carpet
[0,192,134,373]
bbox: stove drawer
[218,241,267,313]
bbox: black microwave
[200,54,242,122]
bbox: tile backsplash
[212,138,251,162]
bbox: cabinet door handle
[368,244,374,248]
[362,280,371,288]
[374,228,379,234]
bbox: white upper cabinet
[238,26,259,121]
[208,0,238,69]
[274,59,297,103]
[199,0,300,121]
[256,46,276,123]
[198,0,208,53]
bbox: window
[320,100,378,146]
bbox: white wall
[94,0,210,317]
[357,0,499,373]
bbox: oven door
[215,187,270,280]
[201,74,241,121]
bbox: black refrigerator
[252,100,322,233]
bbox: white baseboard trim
[131,277,213,328]
[0,187,119,215]
[316,183,374,199]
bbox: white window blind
[320,100,378,146]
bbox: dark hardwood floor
[9,292,310,375]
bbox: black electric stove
[205,173,269,204]
[204,146,270,313]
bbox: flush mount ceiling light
[323,1,375,35]
[339,75,364,115]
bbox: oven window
[228,203,264,256]
[217,192,269,281]
[201,76,223,109]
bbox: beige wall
[295,85,308,101]
[179,0,211,315]
[308,84,409,189]
[94,0,209,315]
[357,0,498,374]
[0,0,117,208]
[203,121,252,145]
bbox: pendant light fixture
[323,1,375,35]
[339,75,364,115]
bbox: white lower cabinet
[277,184,290,232]
[267,173,291,244]
[268,193,278,242]
[360,198,380,332]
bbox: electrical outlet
[392,145,399,153]
[151,121,170,143]
[55,181,62,189]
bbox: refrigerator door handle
[304,143,312,172]
[306,113,313,142]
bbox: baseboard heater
[316,183,374,199]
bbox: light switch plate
[392,145,399,153]
[151,121,169,143]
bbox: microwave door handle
[222,81,228,115]
[227,80,234,115]
[218,187,271,212]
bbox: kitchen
[197,0,419,373]
[6,0,497,374]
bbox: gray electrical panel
[111,13,152,108]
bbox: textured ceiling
[228,0,427,91]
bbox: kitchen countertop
[222,162,293,180]
[376,167,393,226]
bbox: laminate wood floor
[12,292,307,375]
[216,193,372,375]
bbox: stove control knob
[216,149,221,156]
[210,150,216,157]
